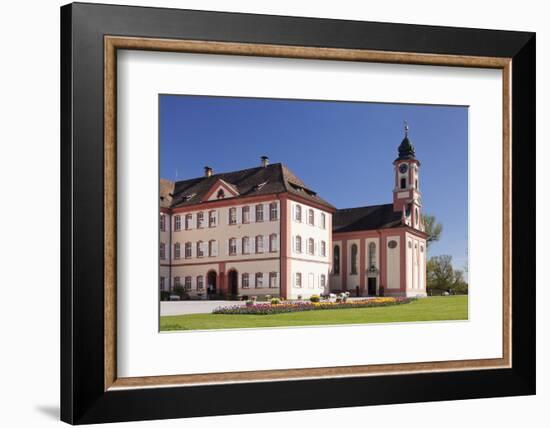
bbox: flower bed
[212,297,413,315]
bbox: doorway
[367,277,377,296]
[207,271,217,297]
[227,269,238,298]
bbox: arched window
[307,238,315,255]
[415,179,418,189]
[368,242,376,268]
[351,244,358,275]
[308,209,314,225]
[295,235,302,253]
[229,238,237,255]
[184,276,191,290]
[160,214,165,231]
[185,214,192,229]
[242,273,249,288]
[197,241,204,257]
[183,242,191,258]
[255,235,264,253]
[269,234,278,252]
[320,213,326,229]
[242,236,250,254]
[295,205,302,222]
[196,275,204,290]
[159,243,166,260]
[320,274,326,288]
[217,189,225,199]
[333,245,340,275]
[174,242,181,259]
[400,177,407,189]
[320,240,326,257]
[174,215,181,231]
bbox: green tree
[422,214,443,248]
[426,254,469,295]
[427,255,454,294]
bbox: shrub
[173,285,190,300]
[271,298,281,305]
[160,291,171,301]
[310,295,320,303]
[297,294,302,301]
[245,300,254,307]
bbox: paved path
[161,300,246,316]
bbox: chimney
[260,156,269,167]
[204,166,213,177]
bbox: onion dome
[396,122,416,160]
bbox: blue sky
[160,95,468,271]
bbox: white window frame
[255,235,264,253]
[159,242,166,260]
[229,238,237,255]
[229,207,237,225]
[174,242,181,259]
[197,241,204,258]
[242,273,249,289]
[208,210,216,227]
[295,272,302,288]
[269,202,278,221]
[295,204,302,222]
[255,204,264,222]
[174,215,181,231]
[242,206,250,223]
[255,272,264,288]
[185,242,192,258]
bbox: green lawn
[160,295,468,331]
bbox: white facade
[287,201,332,299]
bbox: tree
[422,214,443,248]
[426,254,469,295]
[427,255,454,294]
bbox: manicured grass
[160,295,468,331]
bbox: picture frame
[61,2,535,424]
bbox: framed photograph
[61,2,535,424]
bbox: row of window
[166,272,279,291]
[293,204,326,229]
[333,242,377,276]
[160,234,279,260]
[160,202,279,232]
[293,236,327,257]
[294,272,327,289]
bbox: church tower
[393,123,424,231]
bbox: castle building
[160,127,428,299]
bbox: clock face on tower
[399,163,408,174]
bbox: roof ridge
[336,203,393,211]
[171,162,283,185]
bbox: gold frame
[104,36,512,391]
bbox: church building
[160,126,428,299]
